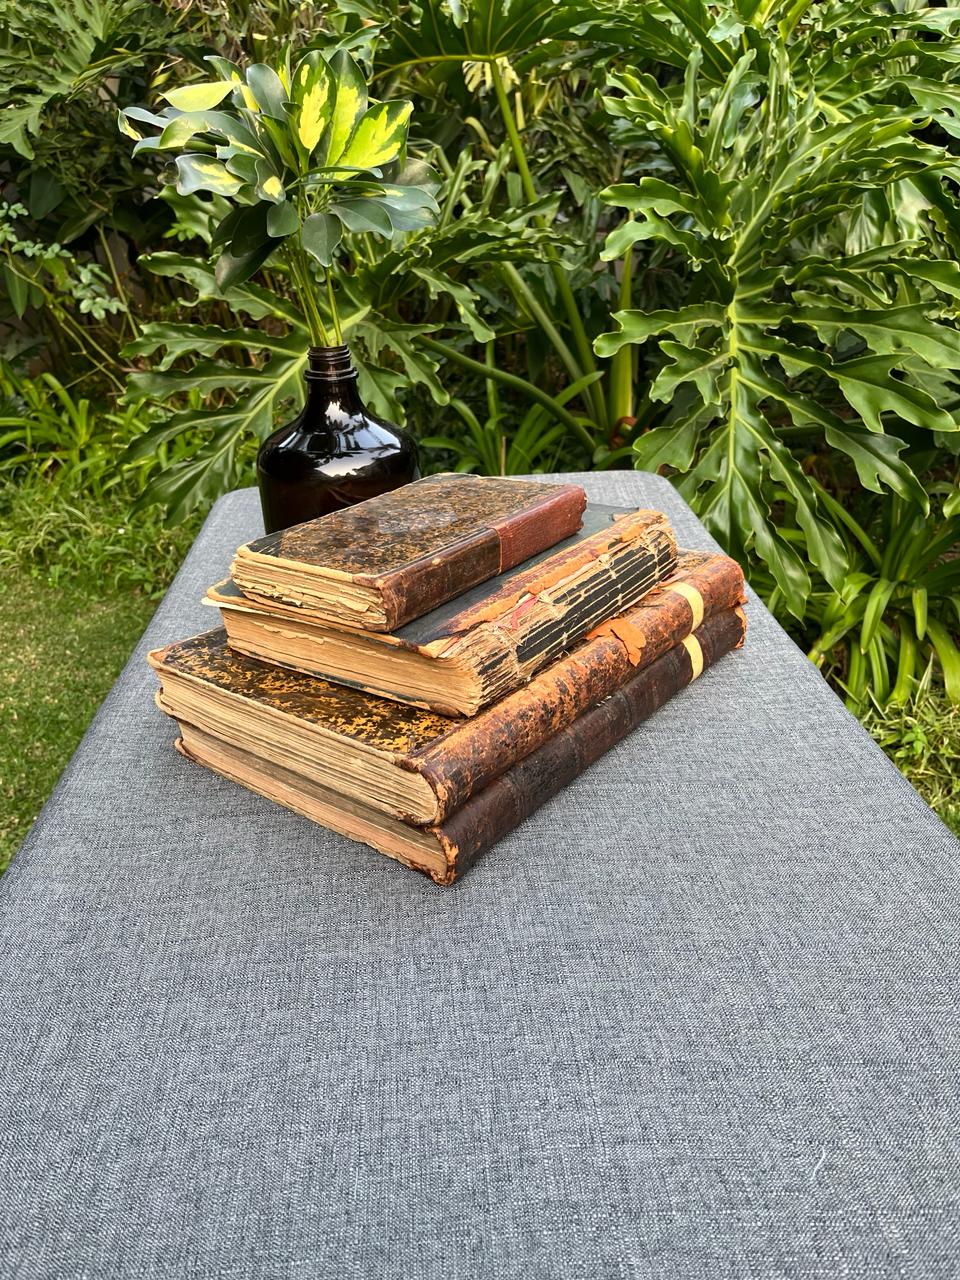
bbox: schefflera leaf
[164,82,236,112]
[320,51,368,167]
[289,50,414,179]
[214,205,276,289]
[330,199,393,236]
[119,42,434,333]
[174,155,244,198]
[291,51,334,155]
[301,212,342,266]
[245,64,288,121]
[340,101,413,170]
[267,201,299,238]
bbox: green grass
[0,570,158,870]
[0,474,200,872]
[860,688,960,836]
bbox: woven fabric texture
[1,473,958,1280]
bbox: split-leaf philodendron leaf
[594,42,960,619]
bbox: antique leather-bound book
[150,550,745,827]
[207,505,678,716]
[172,607,746,884]
[230,473,587,632]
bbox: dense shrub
[0,0,958,714]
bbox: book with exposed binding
[208,504,679,716]
[230,473,587,632]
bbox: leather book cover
[409,550,745,818]
[208,504,680,715]
[151,550,745,827]
[172,607,746,885]
[434,606,746,882]
[231,473,587,631]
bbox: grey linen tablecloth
[1,472,958,1280]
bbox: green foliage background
[0,0,959,851]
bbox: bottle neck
[304,344,364,415]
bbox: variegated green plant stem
[283,236,329,347]
[608,219,634,428]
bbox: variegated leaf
[117,109,142,140]
[245,64,288,121]
[156,110,259,154]
[321,51,368,166]
[339,101,413,171]
[173,155,244,198]
[163,82,235,112]
[204,56,244,85]
[292,51,334,154]
[254,158,286,204]
[117,105,169,142]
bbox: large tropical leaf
[377,0,599,70]
[120,252,453,516]
[0,0,181,159]
[595,25,960,615]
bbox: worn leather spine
[407,551,745,820]
[373,484,587,633]
[431,607,746,883]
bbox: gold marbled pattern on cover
[152,630,455,754]
[238,474,583,578]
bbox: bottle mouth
[306,344,356,381]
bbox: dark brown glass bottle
[256,345,420,534]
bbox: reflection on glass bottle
[257,345,420,534]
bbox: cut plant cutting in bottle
[119,47,440,347]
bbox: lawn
[2,553,958,876]
[0,570,157,872]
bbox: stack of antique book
[149,474,746,883]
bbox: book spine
[376,483,586,630]
[409,553,745,821]
[468,525,678,709]
[430,607,746,884]
[487,483,587,573]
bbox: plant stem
[0,249,121,388]
[609,232,634,426]
[422,337,596,454]
[284,241,328,346]
[809,475,880,567]
[326,273,344,345]
[500,262,583,389]
[489,58,605,428]
[484,339,500,422]
[96,224,138,342]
